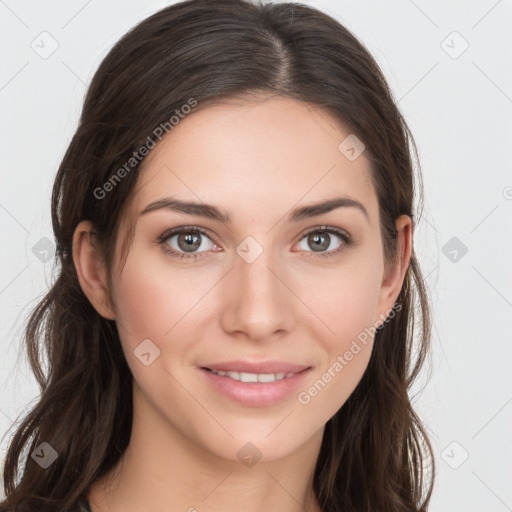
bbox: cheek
[112,265,173,342]
[291,255,382,419]
[293,253,383,343]
[296,339,373,429]
[110,258,213,415]
[295,282,378,425]
[111,250,221,360]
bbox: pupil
[310,233,329,252]
[179,232,201,252]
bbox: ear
[375,215,412,325]
[72,220,116,320]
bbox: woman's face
[94,96,409,462]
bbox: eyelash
[157,225,353,262]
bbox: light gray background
[1,1,511,510]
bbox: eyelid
[299,224,351,241]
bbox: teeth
[209,369,296,382]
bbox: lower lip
[199,367,312,407]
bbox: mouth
[201,367,305,383]
[198,361,312,407]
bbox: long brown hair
[0,0,435,510]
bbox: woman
[0,0,435,511]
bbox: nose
[219,242,297,342]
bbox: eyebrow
[139,196,369,223]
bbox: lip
[201,360,310,374]
[198,361,312,407]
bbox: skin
[73,95,412,512]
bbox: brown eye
[306,232,332,252]
[176,232,202,252]
[296,226,352,258]
[158,226,218,260]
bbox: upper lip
[201,360,311,374]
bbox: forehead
[125,96,378,228]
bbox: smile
[206,368,297,382]
[199,366,312,407]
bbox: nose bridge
[221,234,295,339]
